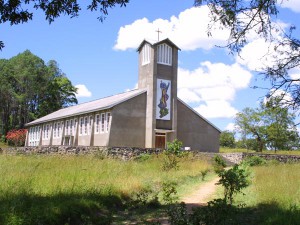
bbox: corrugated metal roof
[26,89,147,126]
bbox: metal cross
[156,28,162,41]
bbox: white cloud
[194,100,238,118]
[178,61,252,118]
[225,123,236,131]
[75,84,92,98]
[125,83,138,92]
[114,6,229,51]
[264,89,293,106]
[280,0,300,13]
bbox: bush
[163,139,184,171]
[191,198,238,225]
[242,155,267,167]
[217,164,251,205]
[6,129,27,146]
[213,155,227,174]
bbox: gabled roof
[137,38,181,52]
[26,89,147,126]
[177,98,221,133]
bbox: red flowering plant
[6,129,28,146]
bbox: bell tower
[137,39,180,148]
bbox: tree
[235,98,299,151]
[195,0,300,113]
[235,107,267,152]
[0,0,129,49]
[0,51,77,134]
[219,130,235,148]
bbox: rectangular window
[89,116,92,134]
[157,43,172,66]
[142,44,151,65]
[37,126,40,140]
[70,119,73,135]
[43,125,45,139]
[101,113,105,133]
[84,117,88,135]
[79,118,83,135]
[46,124,49,139]
[95,114,100,133]
[65,120,69,135]
[57,122,60,138]
[74,119,77,135]
[60,122,63,137]
[53,123,57,138]
[106,112,111,132]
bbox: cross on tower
[156,28,162,41]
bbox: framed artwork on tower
[156,79,171,120]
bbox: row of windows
[95,112,111,134]
[79,112,111,136]
[141,43,172,66]
[29,127,40,142]
[28,113,111,144]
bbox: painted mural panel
[156,79,171,120]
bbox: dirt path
[180,176,220,212]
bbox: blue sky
[1,0,300,131]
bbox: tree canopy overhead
[195,0,300,114]
[0,0,129,49]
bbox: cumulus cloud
[194,100,239,118]
[178,62,252,118]
[225,123,236,131]
[114,6,229,51]
[280,0,300,13]
[75,84,92,98]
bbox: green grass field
[0,154,213,225]
[226,162,300,225]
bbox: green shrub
[128,186,159,209]
[134,153,152,162]
[242,155,267,167]
[218,164,251,205]
[163,139,184,171]
[213,155,227,174]
[200,169,210,181]
[161,181,178,205]
[191,198,238,225]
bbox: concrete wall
[108,93,147,147]
[177,100,220,152]
[138,44,156,148]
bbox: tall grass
[234,163,300,224]
[251,163,300,207]
[0,154,212,224]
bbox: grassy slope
[0,154,212,225]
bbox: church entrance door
[155,133,166,149]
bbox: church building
[25,39,221,152]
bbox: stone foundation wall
[220,152,300,164]
[1,146,162,160]
[1,146,300,163]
